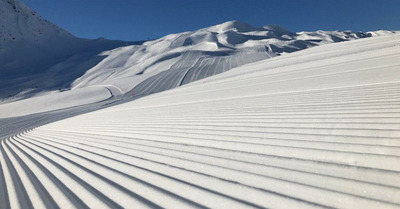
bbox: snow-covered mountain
[0,0,71,43]
[72,21,375,98]
[0,0,394,104]
[0,0,139,100]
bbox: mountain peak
[208,20,259,32]
[206,21,295,38]
[263,24,294,35]
[0,0,72,44]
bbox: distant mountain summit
[0,0,72,47]
[208,20,260,33]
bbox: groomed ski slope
[1,33,400,209]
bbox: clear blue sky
[22,0,400,41]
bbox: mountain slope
[0,0,394,116]
[0,0,139,100]
[0,0,383,102]
[72,21,376,98]
[0,0,72,43]
[1,32,399,209]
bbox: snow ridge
[72,20,375,98]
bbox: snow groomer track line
[1,33,400,209]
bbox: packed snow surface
[0,86,115,118]
[1,32,399,208]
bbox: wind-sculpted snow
[1,33,399,208]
